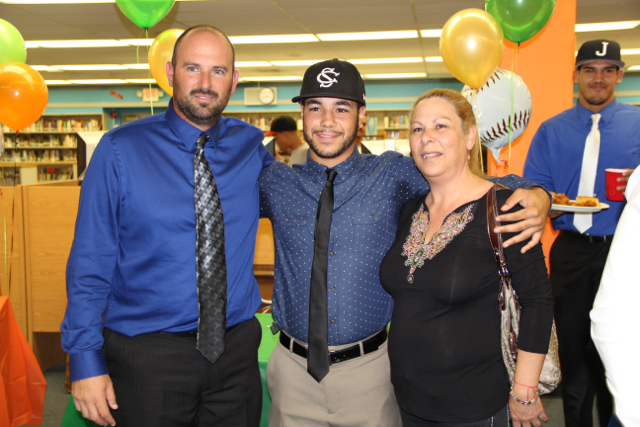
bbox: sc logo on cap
[317,68,340,88]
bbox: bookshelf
[222,111,410,139]
[1,114,104,185]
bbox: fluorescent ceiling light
[364,73,426,79]
[420,30,442,38]
[575,21,640,32]
[44,80,73,85]
[425,56,443,62]
[318,30,418,41]
[1,0,191,3]
[2,0,113,3]
[27,39,128,48]
[270,60,322,66]
[229,35,318,44]
[125,79,156,83]
[124,63,150,69]
[622,48,640,55]
[31,65,61,71]
[235,61,272,67]
[349,57,422,64]
[56,64,128,70]
[241,76,302,81]
[120,39,155,46]
[67,79,128,84]
[628,65,640,71]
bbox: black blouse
[379,188,554,423]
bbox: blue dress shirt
[259,150,534,345]
[61,100,273,382]
[524,100,640,236]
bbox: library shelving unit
[1,114,104,185]
[222,110,410,139]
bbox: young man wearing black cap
[524,39,640,427]
[264,116,308,165]
[259,58,551,427]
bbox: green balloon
[116,0,175,29]
[486,0,556,43]
[0,19,27,65]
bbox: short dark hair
[171,25,235,71]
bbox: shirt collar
[165,98,222,151]
[303,147,363,184]
[575,98,618,127]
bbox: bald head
[171,25,235,71]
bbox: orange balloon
[440,9,504,89]
[149,28,183,96]
[0,62,48,131]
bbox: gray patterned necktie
[194,133,227,364]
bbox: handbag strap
[486,184,509,278]
[486,184,517,310]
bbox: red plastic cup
[605,168,627,201]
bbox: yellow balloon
[440,9,504,89]
[148,28,183,96]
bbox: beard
[304,123,358,160]
[580,85,614,107]
[173,84,231,127]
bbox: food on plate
[552,192,572,206]
[574,196,599,207]
[551,192,600,207]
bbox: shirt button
[330,251,335,256]
[330,319,335,324]
[286,218,290,223]
[330,286,335,290]
[371,215,376,220]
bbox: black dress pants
[103,316,262,427]
[550,233,613,427]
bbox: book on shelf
[38,166,74,182]
[1,117,102,133]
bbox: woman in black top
[379,89,554,427]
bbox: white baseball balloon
[461,68,532,159]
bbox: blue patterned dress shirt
[259,150,532,345]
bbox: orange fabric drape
[0,296,47,427]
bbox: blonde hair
[410,89,484,177]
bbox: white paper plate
[551,203,610,213]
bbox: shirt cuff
[69,350,109,383]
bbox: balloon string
[146,29,154,116]
[505,43,520,175]
[471,89,485,175]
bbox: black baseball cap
[264,116,297,136]
[576,39,625,69]
[292,58,366,106]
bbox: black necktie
[308,168,338,382]
[194,133,227,364]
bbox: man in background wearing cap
[260,58,552,426]
[265,115,309,165]
[524,39,640,427]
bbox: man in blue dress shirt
[524,39,640,427]
[260,59,552,427]
[61,26,273,427]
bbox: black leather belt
[157,330,197,338]
[560,230,614,243]
[279,328,387,365]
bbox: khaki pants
[266,337,401,427]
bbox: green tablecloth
[61,313,278,427]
